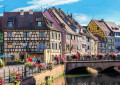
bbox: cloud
[0,13,3,16]
[116,21,120,26]
[73,13,89,26]
[0,0,4,1]
[13,0,81,11]
[0,5,4,8]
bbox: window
[88,38,90,42]
[115,39,117,42]
[23,32,29,37]
[72,35,74,40]
[97,27,99,30]
[39,43,45,52]
[8,43,12,48]
[39,32,44,37]
[108,45,111,50]
[100,43,102,47]
[58,34,60,40]
[112,45,114,49]
[51,32,54,39]
[55,33,57,39]
[52,43,54,49]
[55,43,57,49]
[115,33,119,36]
[7,32,12,37]
[38,22,42,26]
[8,22,13,27]
[88,46,90,49]
[27,33,29,37]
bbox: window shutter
[36,32,39,37]
[29,43,31,48]
[12,32,14,37]
[12,43,15,48]
[5,43,7,48]
[22,32,24,37]
[4,32,7,37]
[29,32,31,37]
[44,32,47,37]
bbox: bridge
[66,60,120,73]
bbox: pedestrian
[37,58,41,64]
[33,56,37,63]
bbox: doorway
[20,55,24,61]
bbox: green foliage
[14,59,22,63]
[0,59,5,67]
[25,62,37,70]
[48,62,54,70]
[46,79,50,85]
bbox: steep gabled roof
[50,7,78,35]
[93,20,110,36]
[104,21,120,32]
[3,11,60,31]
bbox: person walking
[33,56,37,63]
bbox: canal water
[50,73,120,85]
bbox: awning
[1,55,13,57]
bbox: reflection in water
[49,74,120,85]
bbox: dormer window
[37,22,42,26]
[8,22,13,27]
[97,27,99,30]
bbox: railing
[66,56,120,62]
[1,63,59,84]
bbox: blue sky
[0,0,120,26]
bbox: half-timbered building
[2,10,61,63]
[87,19,115,54]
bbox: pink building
[44,7,79,57]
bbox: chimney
[20,10,24,15]
[59,8,61,14]
[29,9,33,15]
[101,18,104,22]
[70,13,72,18]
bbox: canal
[49,73,120,85]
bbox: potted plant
[97,54,104,60]
[60,58,66,64]
[10,71,22,85]
[67,56,72,61]
[117,65,120,70]
[0,76,4,85]
[71,55,78,60]
[37,63,46,72]
[54,56,60,64]
[48,62,54,70]
[25,62,37,70]
[109,53,117,60]
[87,54,92,60]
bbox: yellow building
[87,19,114,54]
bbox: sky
[0,0,120,26]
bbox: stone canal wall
[5,65,65,85]
[33,64,65,85]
